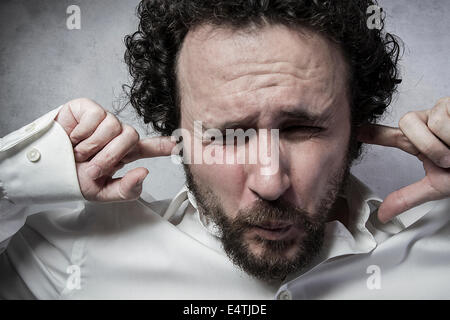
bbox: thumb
[96,167,149,202]
[377,177,441,223]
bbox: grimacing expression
[177,23,352,281]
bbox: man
[0,0,449,299]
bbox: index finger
[121,136,177,163]
[356,124,420,155]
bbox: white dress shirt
[0,107,449,299]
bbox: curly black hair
[123,0,402,147]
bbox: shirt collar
[161,173,439,289]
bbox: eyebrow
[278,109,331,125]
[202,114,258,133]
[202,108,331,133]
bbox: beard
[182,138,356,282]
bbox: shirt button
[26,148,41,162]
[277,290,292,300]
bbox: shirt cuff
[0,106,84,205]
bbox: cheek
[285,135,349,212]
[189,163,246,215]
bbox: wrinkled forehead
[176,23,349,125]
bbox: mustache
[231,198,324,230]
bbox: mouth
[251,221,295,240]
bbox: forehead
[177,23,349,128]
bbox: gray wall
[1,0,449,200]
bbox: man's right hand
[55,98,176,202]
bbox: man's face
[177,23,352,281]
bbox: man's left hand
[357,97,450,223]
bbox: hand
[357,97,450,223]
[55,98,176,202]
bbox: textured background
[1,0,449,200]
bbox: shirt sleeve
[0,106,85,253]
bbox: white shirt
[0,107,449,299]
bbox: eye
[205,134,239,146]
[283,125,322,133]
[222,133,249,146]
[282,125,323,138]
[205,135,224,145]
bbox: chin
[247,233,302,260]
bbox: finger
[55,104,78,137]
[68,100,107,145]
[96,167,149,202]
[399,111,450,168]
[73,112,122,162]
[86,124,140,179]
[377,176,444,223]
[427,100,450,146]
[356,124,419,155]
[121,136,177,163]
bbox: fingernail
[87,164,101,179]
[137,176,146,186]
[132,181,143,193]
[134,174,147,188]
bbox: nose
[246,168,291,201]
[244,130,291,201]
